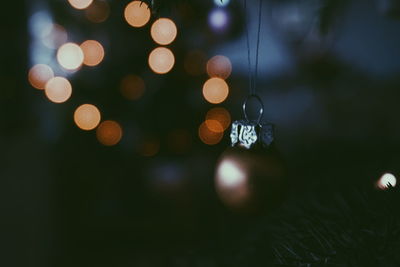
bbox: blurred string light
[214,0,230,7]
[96,120,123,146]
[124,1,151,28]
[57,42,84,70]
[41,24,68,49]
[80,40,105,67]
[270,1,318,43]
[202,77,229,104]
[29,11,52,38]
[204,120,223,133]
[84,0,109,23]
[120,74,145,100]
[198,121,223,145]
[147,161,187,193]
[140,139,160,157]
[184,50,207,76]
[28,64,54,90]
[148,47,175,74]
[68,0,93,10]
[207,55,232,79]
[377,172,397,190]
[29,11,56,65]
[44,76,72,103]
[206,107,231,132]
[151,18,177,45]
[209,8,229,31]
[73,104,101,130]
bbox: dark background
[2,0,400,266]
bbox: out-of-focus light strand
[124,1,151,28]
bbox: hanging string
[254,0,263,95]
[243,0,253,95]
[243,0,263,95]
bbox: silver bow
[230,120,274,149]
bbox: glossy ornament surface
[215,144,285,212]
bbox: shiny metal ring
[242,94,264,124]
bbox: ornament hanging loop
[242,94,264,124]
[229,0,274,150]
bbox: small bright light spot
[80,40,104,67]
[28,64,54,90]
[377,173,397,190]
[217,160,246,187]
[41,24,68,49]
[96,120,123,146]
[124,1,151,28]
[57,43,84,70]
[151,18,177,45]
[148,47,175,74]
[44,76,72,103]
[214,0,230,7]
[184,50,207,76]
[85,0,110,23]
[74,104,101,130]
[202,77,229,104]
[68,0,93,10]
[206,107,231,131]
[198,121,223,145]
[120,74,145,100]
[209,9,228,30]
[207,55,232,79]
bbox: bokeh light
[68,0,93,10]
[80,40,104,67]
[205,120,224,133]
[150,18,177,45]
[28,64,54,90]
[84,0,110,23]
[44,77,72,103]
[41,24,67,49]
[377,172,397,190]
[209,9,229,31]
[198,121,223,145]
[96,120,123,146]
[57,43,84,70]
[184,50,207,76]
[202,77,229,104]
[207,55,232,79]
[29,11,52,38]
[214,0,230,7]
[120,74,145,100]
[206,107,231,132]
[148,47,175,74]
[140,139,160,157]
[124,1,151,28]
[74,104,101,130]
[147,161,186,193]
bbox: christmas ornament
[215,0,286,212]
[215,96,286,212]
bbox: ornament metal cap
[230,94,274,149]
